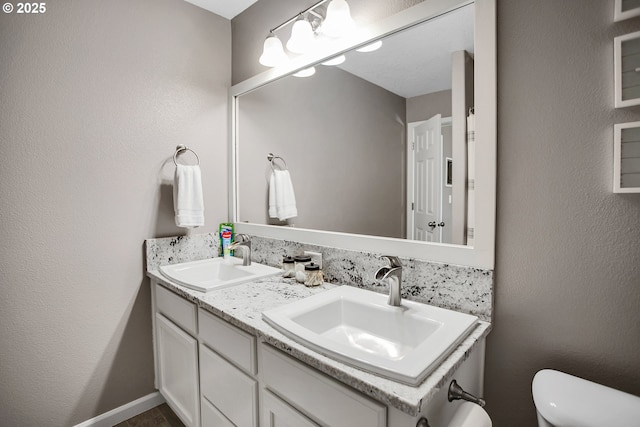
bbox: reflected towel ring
[173,144,200,166]
[267,153,287,170]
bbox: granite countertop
[147,270,491,417]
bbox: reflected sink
[262,286,478,385]
[159,257,282,292]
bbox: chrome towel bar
[173,144,200,166]
[267,152,287,170]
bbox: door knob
[438,221,445,227]
[428,221,437,229]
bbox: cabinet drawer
[199,308,256,375]
[201,397,234,427]
[260,343,386,427]
[200,344,257,427]
[261,389,319,427]
[155,283,197,335]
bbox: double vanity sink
[159,258,479,387]
[159,257,282,292]
[263,285,477,386]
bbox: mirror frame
[229,0,496,269]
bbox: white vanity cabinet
[153,284,200,427]
[152,281,259,427]
[151,280,486,427]
[260,389,320,427]
[259,343,387,427]
[199,308,258,427]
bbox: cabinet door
[201,397,234,427]
[200,344,257,427]
[156,313,200,427]
[261,389,319,427]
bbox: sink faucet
[374,255,403,306]
[228,234,252,266]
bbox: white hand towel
[466,110,476,245]
[173,164,204,228]
[268,169,297,221]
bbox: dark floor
[114,403,185,427]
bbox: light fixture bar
[268,0,330,33]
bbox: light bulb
[287,18,315,54]
[321,0,355,38]
[259,34,288,67]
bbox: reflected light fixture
[259,33,288,67]
[356,40,382,53]
[321,0,355,38]
[293,67,316,77]
[258,0,356,68]
[321,55,346,66]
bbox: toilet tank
[532,369,640,427]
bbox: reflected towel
[268,169,297,221]
[173,164,204,228]
[466,110,476,245]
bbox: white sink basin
[159,257,282,292]
[262,286,478,385]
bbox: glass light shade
[286,18,315,54]
[321,0,355,38]
[322,55,346,66]
[356,40,383,53]
[293,67,316,77]
[259,34,288,67]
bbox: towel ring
[267,153,287,171]
[173,144,200,166]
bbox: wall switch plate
[304,250,323,269]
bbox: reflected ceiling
[337,4,474,97]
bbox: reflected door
[411,114,442,242]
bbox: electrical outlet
[304,250,323,269]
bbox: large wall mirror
[230,0,496,269]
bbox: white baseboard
[74,392,166,427]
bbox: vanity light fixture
[259,33,288,67]
[286,16,316,54]
[258,0,356,67]
[321,0,355,38]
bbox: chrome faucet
[374,255,403,306]
[228,234,252,266]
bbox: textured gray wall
[0,0,230,425]
[233,0,640,425]
[488,1,640,425]
[237,66,406,238]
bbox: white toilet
[532,369,640,427]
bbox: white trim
[614,0,640,22]
[614,31,640,108]
[73,392,165,427]
[230,0,496,269]
[613,121,640,193]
